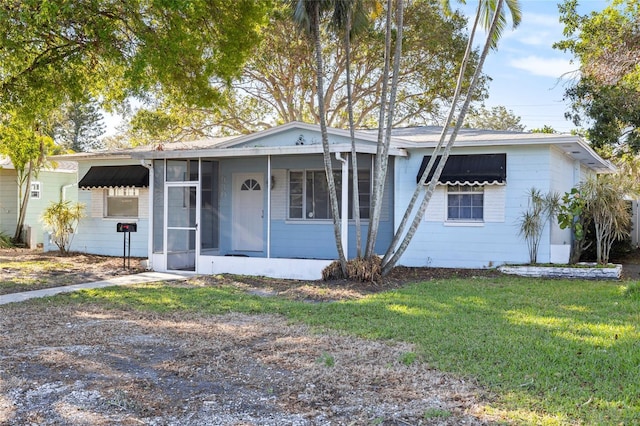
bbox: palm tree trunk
[366,0,405,257]
[311,3,348,274]
[345,8,362,258]
[381,0,505,275]
[381,2,481,269]
[366,0,394,258]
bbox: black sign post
[117,223,138,269]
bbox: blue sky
[456,0,609,133]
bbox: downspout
[267,155,271,259]
[61,183,77,201]
[141,159,154,270]
[335,152,349,258]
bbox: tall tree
[0,0,271,241]
[556,0,640,155]
[118,0,485,143]
[293,0,349,275]
[0,0,272,119]
[52,98,106,152]
[464,105,525,131]
[381,0,521,275]
[366,0,406,258]
[330,0,374,258]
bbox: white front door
[232,173,264,251]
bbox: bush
[40,200,85,255]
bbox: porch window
[106,187,139,218]
[30,182,41,199]
[447,185,483,221]
[288,170,370,220]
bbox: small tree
[557,187,591,264]
[41,201,85,255]
[518,188,560,264]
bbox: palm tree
[366,0,406,258]
[380,0,522,275]
[330,0,372,258]
[293,0,348,275]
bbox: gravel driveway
[1,249,498,425]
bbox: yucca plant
[580,175,633,264]
[0,232,12,248]
[40,200,85,255]
[518,188,560,264]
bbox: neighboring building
[52,122,613,278]
[0,157,78,247]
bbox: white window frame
[30,181,41,199]
[446,184,484,222]
[287,169,371,221]
[105,187,140,218]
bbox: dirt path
[0,302,496,425]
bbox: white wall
[67,160,149,257]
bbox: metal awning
[417,153,506,185]
[78,165,149,188]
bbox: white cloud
[508,56,578,79]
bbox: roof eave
[133,143,408,159]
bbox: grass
[52,276,640,424]
[0,260,76,294]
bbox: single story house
[0,157,78,247]
[53,122,613,279]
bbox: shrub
[41,200,85,255]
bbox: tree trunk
[13,161,33,244]
[366,0,394,258]
[366,0,404,258]
[311,3,348,274]
[381,0,505,275]
[345,9,362,258]
[381,3,481,270]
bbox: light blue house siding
[1,165,77,247]
[69,159,149,257]
[395,144,587,268]
[25,169,78,247]
[0,169,17,238]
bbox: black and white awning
[79,165,149,188]
[416,153,506,185]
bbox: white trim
[336,152,349,257]
[137,143,408,160]
[444,221,484,227]
[29,181,41,199]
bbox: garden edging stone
[498,264,622,280]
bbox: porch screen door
[165,183,199,271]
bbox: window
[288,170,370,220]
[106,187,139,218]
[447,185,483,221]
[30,182,41,199]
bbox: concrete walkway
[0,272,189,306]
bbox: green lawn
[60,276,640,425]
